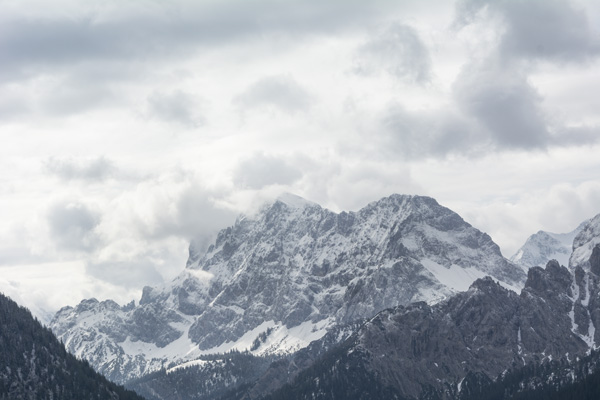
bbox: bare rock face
[589,243,600,276]
[50,194,526,384]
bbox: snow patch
[420,259,489,292]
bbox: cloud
[0,0,402,83]
[234,75,312,113]
[458,180,600,257]
[146,90,203,128]
[456,0,600,64]
[380,104,479,159]
[46,201,101,252]
[448,0,600,152]
[45,156,115,182]
[86,260,164,289]
[453,63,551,150]
[233,153,303,189]
[354,22,432,83]
[118,175,237,248]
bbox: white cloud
[2,0,600,318]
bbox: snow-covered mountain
[131,252,600,400]
[510,221,588,269]
[50,193,526,384]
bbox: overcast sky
[2,0,600,319]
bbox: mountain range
[43,193,600,399]
[50,194,526,384]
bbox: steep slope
[50,193,526,384]
[262,259,599,400]
[0,292,143,400]
[511,221,587,269]
[570,213,600,270]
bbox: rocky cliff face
[262,257,600,400]
[50,193,526,384]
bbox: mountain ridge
[50,193,526,384]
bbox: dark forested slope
[0,292,143,400]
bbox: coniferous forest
[0,292,143,400]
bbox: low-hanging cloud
[354,22,432,84]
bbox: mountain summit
[50,194,526,383]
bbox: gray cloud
[354,22,432,83]
[0,0,402,83]
[447,0,600,153]
[47,202,101,252]
[380,104,481,159]
[453,63,551,150]
[234,75,312,113]
[147,90,203,128]
[45,157,115,182]
[456,0,600,64]
[233,153,303,189]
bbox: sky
[2,0,600,320]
